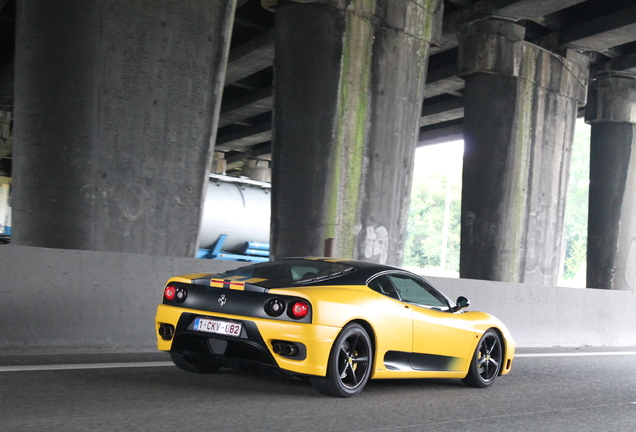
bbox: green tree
[406,125,590,285]
[405,144,462,272]
[562,119,590,282]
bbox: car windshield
[215,259,355,289]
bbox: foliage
[404,143,462,272]
[561,119,590,281]
[405,120,590,284]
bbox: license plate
[192,318,242,337]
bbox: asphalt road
[1,348,636,432]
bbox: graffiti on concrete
[524,227,560,282]
[364,225,389,264]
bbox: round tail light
[290,301,309,319]
[164,285,176,301]
[265,298,285,317]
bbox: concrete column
[585,74,636,290]
[267,0,442,265]
[13,0,235,256]
[458,19,589,284]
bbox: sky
[412,139,464,185]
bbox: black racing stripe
[384,351,461,372]
[384,351,411,371]
[410,352,461,371]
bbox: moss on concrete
[325,0,375,258]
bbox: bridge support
[585,74,636,290]
[458,19,589,284]
[12,0,235,256]
[268,0,442,264]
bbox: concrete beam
[550,5,636,54]
[444,0,471,6]
[216,122,272,151]
[218,86,273,127]
[418,118,464,146]
[424,60,465,98]
[419,97,464,126]
[486,0,587,20]
[220,0,627,146]
[424,76,464,98]
[426,52,458,81]
[591,53,636,76]
[225,30,275,85]
[217,1,540,143]
[435,0,588,54]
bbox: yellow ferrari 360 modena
[155,258,515,397]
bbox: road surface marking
[2,351,636,372]
[516,351,636,358]
[0,361,173,372]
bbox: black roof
[215,257,414,289]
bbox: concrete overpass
[2,0,636,288]
[0,1,635,352]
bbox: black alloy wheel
[310,323,373,397]
[462,329,503,388]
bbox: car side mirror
[451,296,470,312]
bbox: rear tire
[462,329,502,388]
[310,323,372,398]
[170,351,221,374]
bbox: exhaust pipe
[272,341,298,357]
[282,344,298,356]
[159,323,174,340]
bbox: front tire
[462,329,503,388]
[310,323,373,398]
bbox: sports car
[155,258,514,397]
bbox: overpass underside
[3,0,636,290]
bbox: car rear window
[216,259,355,288]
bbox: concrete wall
[427,276,636,347]
[1,245,635,354]
[0,245,241,354]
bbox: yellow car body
[155,258,514,397]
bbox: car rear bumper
[155,304,340,376]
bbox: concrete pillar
[458,19,589,284]
[585,74,636,290]
[13,0,235,256]
[267,0,442,265]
